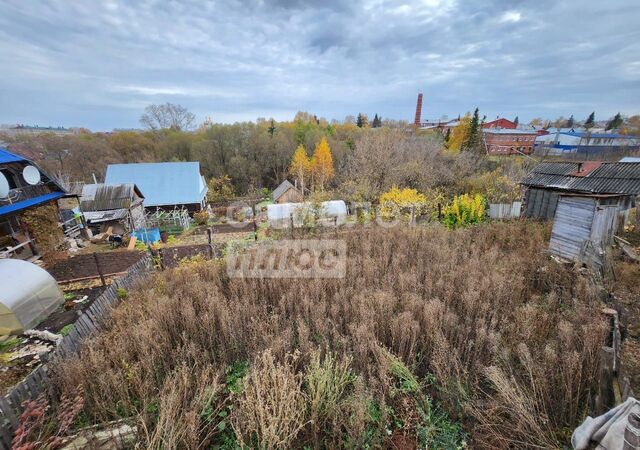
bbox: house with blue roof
[0,148,67,260]
[105,161,208,212]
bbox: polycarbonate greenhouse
[267,200,348,229]
[0,259,63,335]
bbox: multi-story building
[483,129,539,155]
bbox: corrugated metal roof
[272,180,297,201]
[0,148,25,164]
[83,209,129,223]
[105,162,207,207]
[80,183,143,212]
[521,162,640,195]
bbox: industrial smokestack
[414,93,423,126]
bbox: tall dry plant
[47,221,606,449]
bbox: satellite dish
[0,173,9,198]
[22,165,41,185]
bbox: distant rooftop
[483,128,538,135]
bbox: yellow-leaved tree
[310,137,334,191]
[447,114,471,153]
[289,144,310,199]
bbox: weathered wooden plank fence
[0,255,152,450]
[489,201,522,220]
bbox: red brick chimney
[414,93,423,126]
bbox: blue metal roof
[0,148,26,164]
[105,162,207,207]
[560,132,638,139]
[0,192,64,217]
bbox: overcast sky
[0,0,639,131]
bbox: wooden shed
[520,161,640,265]
[549,195,623,262]
[272,180,303,204]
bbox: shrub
[232,350,306,449]
[379,186,427,221]
[193,210,210,226]
[441,193,487,229]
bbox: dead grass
[47,221,606,449]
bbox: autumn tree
[530,118,543,127]
[606,112,623,131]
[289,144,311,199]
[584,112,595,129]
[463,108,484,154]
[447,114,471,153]
[310,137,334,191]
[621,115,640,135]
[140,103,196,131]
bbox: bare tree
[140,103,196,131]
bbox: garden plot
[47,251,145,283]
[0,284,104,396]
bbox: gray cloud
[0,0,639,130]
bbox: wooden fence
[489,202,522,220]
[0,255,152,449]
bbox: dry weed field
[43,222,605,449]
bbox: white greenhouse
[0,260,63,335]
[267,200,348,229]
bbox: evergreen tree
[444,127,451,144]
[268,119,276,137]
[371,114,382,128]
[513,116,519,126]
[566,115,575,128]
[356,113,369,128]
[464,108,483,153]
[606,112,623,130]
[584,112,595,129]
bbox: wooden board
[127,235,137,250]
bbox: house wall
[523,188,561,220]
[484,132,537,155]
[130,203,145,230]
[276,187,303,204]
[549,196,597,261]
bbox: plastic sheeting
[0,260,63,335]
[132,227,161,244]
[267,200,347,229]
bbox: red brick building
[483,118,517,129]
[483,129,538,155]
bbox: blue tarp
[105,162,207,208]
[132,227,161,244]
[0,192,64,217]
[0,148,25,164]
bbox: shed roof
[105,162,207,207]
[0,148,25,164]
[80,183,143,212]
[521,161,640,195]
[272,180,297,201]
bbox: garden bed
[47,251,145,283]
